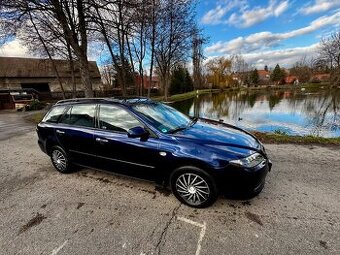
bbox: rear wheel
[50,146,72,173]
[170,167,218,208]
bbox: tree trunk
[126,33,136,87]
[164,72,169,101]
[92,2,125,94]
[67,43,76,98]
[51,0,93,98]
[118,1,127,96]
[148,0,156,98]
[79,56,93,98]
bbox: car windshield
[132,102,191,134]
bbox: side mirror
[127,126,149,139]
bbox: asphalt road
[0,128,339,254]
[0,110,36,141]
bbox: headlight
[229,152,265,168]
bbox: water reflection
[172,88,340,138]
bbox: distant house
[311,73,330,82]
[231,72,242,84]
[135,75,160,90]
[0,57,102,96]
[284,75,298,84]
[256,70,270,85]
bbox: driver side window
[98,104,141,132]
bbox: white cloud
[205,12,340,54]
[201,0,248,25]
[274,0,290,16]
[201,5,230,25]
[0,38,101,62]
[202,0,290,27]
[243,43,320,68]
[229,0,290,28]
[300,0,340,15]
[0,39,29,57]
[205,43,319,68]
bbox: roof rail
[55,96,154,105]
[55,97,113,105]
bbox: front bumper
[216,158,271,195]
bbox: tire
[170,166,218,208]
[50,146,72,173]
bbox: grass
[153,83,333,103]
[252,131,340,146]
[246,82,333,91]
[24,112,45,124]
[152,89,220,102]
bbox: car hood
[174,120,261,151]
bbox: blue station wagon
[37,98,272,207]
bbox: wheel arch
[162,158,218,185]
[45,137,65,156]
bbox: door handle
[96,137,108,143]
[56,130,65,134]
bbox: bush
[170,66,193,95]
[25,99,47,111]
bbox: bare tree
[192,29,207,89]
[154,0,196,101]
[147,0,158,98]
[1,0,95,97]
[100,64,114,87]
[290,57,312,84]
[318,31,340,85]
[231,54,250,87]
[90,0,139,96]
[27,9,66,99]
[1,0,200,98]
[130,0,150,96]
[50,0,94,97]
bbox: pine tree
[270,64,285,85]
[250,69,259,85]
[170,66,194,94]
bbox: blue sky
[197,0,340,68]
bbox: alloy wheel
[52,149,67,172]
[175,173,210,206]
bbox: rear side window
[43,106,66,123]
[59,104,95,128]
[99,104,140,132]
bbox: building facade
[0,57,102,95]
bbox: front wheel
[170,167,218,208]
[50,146,72,173]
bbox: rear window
[59,104,95,128]
[42,106,66,123]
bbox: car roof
[55,97,155,106]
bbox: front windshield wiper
[168,125,188,134]
[168,117,198,134]
[188,117,198,126]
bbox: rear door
[56,103,97,167]
[37,105,68,153]
[94,104,161,180]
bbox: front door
[94,104,161,180]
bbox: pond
[172,88,340,138]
